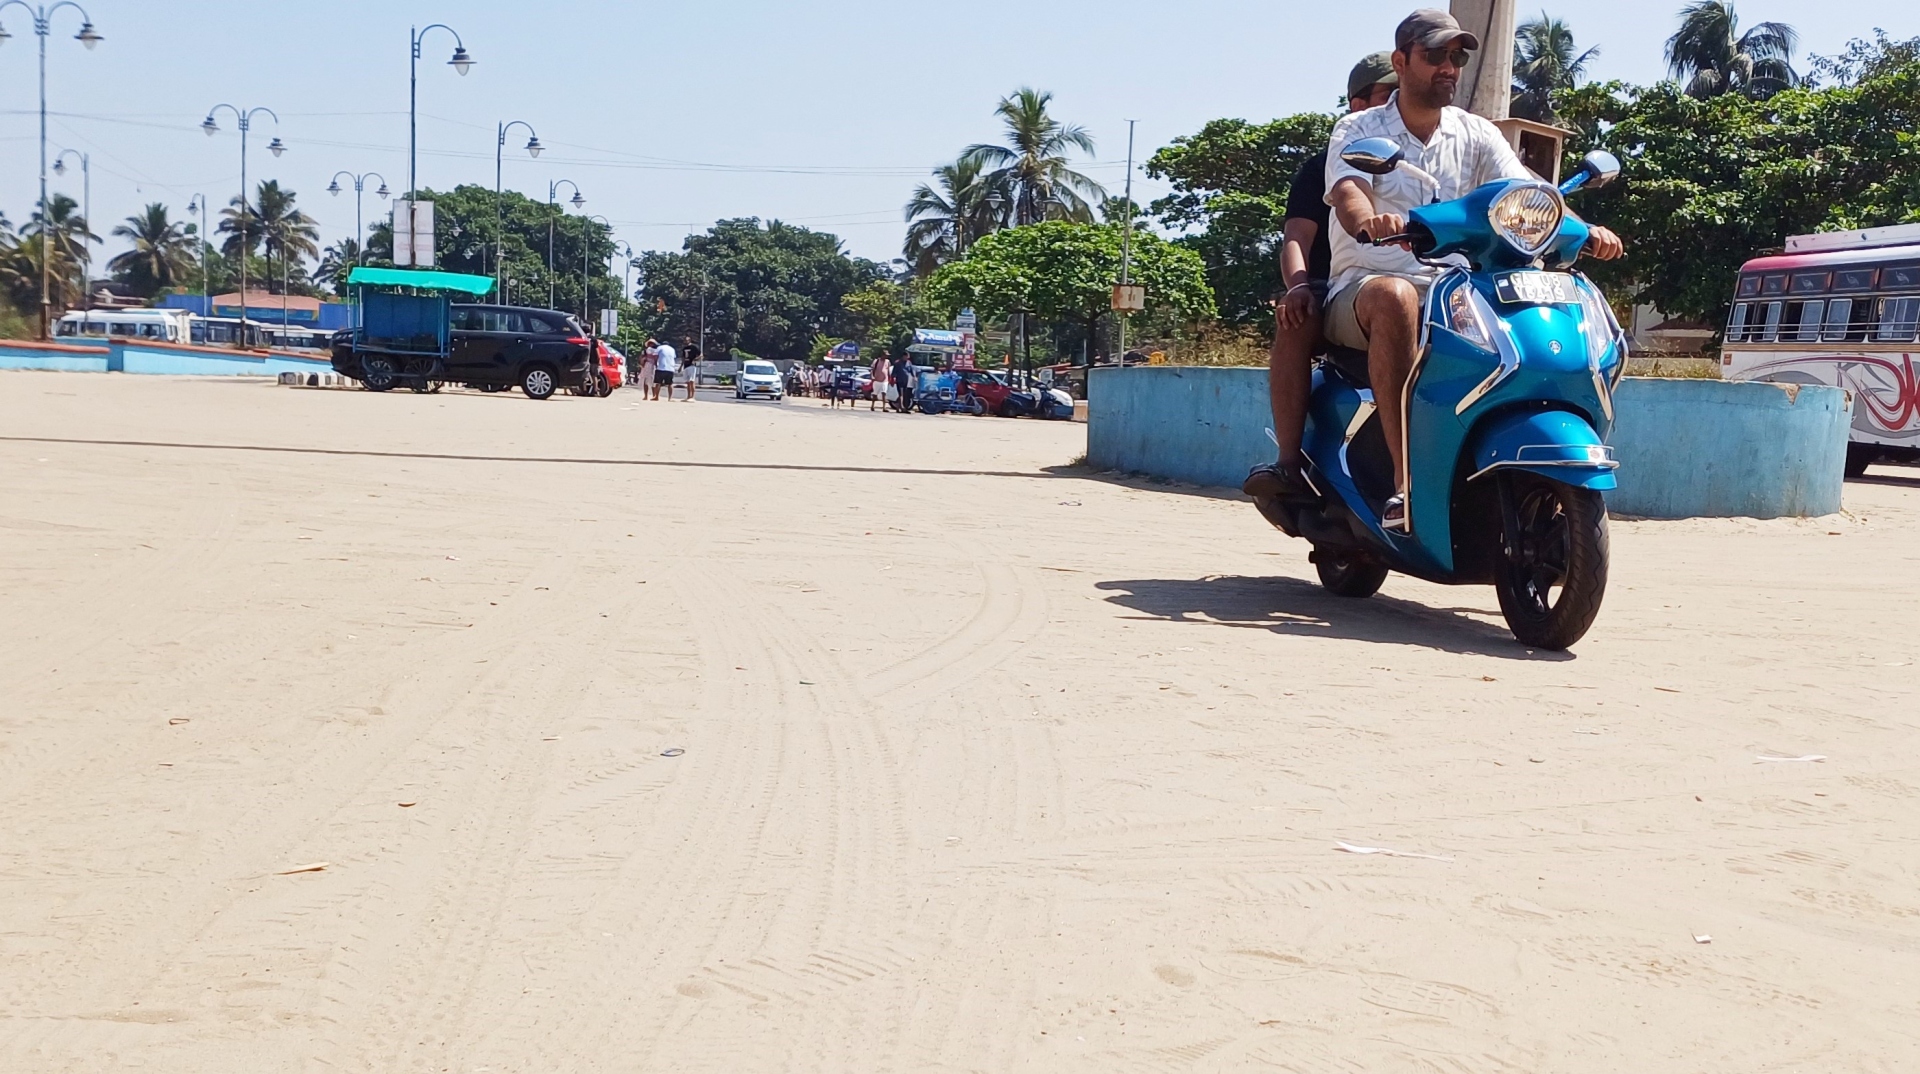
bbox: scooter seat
[1316,345,1371,389]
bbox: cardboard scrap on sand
[276,862,330,875]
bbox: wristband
[1284,283,1311,296]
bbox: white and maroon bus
[1722,223,1920,475]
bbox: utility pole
[1449,0,1515,121]
[1118,119,1136,364]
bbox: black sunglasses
[1420,46,1472,69]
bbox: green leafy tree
[1145,113,1334,327]
[1557,46,1920,332]
[634,218,884,362]
[315,238,360,297]
[961,88,1107,227]
[108,203,196,298]
[1513,13,1599,122]
[924,221,1215,359]
[1665,1,1799,98]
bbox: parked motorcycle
[1250,139,1626,649]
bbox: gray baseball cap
[1394,8,1481,52]
[1347,51,1400,100]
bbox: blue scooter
[1251,140,1626,649]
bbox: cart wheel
[361,356,398,392]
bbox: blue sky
[1,0,1912,272]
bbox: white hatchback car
[735,359,785,401]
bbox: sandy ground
[2,370,1917,1073]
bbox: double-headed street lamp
[52,147,88,323]
[612,240,635,306]
[201,104,284,347]
[495,120,541,296]
[408,22,473,204]
[546,179,584,312]
[0,1,103,338]
[327,171,389,267]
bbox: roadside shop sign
[1111,284,1146,312]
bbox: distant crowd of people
[792,353,920,412]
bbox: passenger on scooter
[1322,8,1623,530]
[1243,52,1400,503]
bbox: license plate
[1496,271,1579,305]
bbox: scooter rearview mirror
[1578,150,1622,189]
[1340,137,1405,176]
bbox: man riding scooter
[1273,9,1623,531]
[1244,51,1400,504]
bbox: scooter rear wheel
[1314,548,1390,598]
[1493,472,1609,650]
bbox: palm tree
[316,238,360,295]
[1665,1,1799,98]
[903,157,1008,276]
[1512,13,1600,121]
[5,194,94,311]
[960,88,1107,229]
[108,204,196,297]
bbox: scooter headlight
[1489,183,1564,259]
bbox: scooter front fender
[1465,408,1618,491]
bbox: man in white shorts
[1323,8,1623,530]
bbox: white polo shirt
[1323,92,1532,297]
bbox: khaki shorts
[1324,273,1433,351]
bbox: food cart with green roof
[343,266,495,391]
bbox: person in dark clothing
[1244,51,1399,502]
[890,355,914,413]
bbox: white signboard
[392,200,436,268]
[599,308,619,336]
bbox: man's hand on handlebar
[1355,212,1412,250]
[1276,283,1318,330]
[1584,225,1624,261]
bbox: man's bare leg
[1267,311,1319,469]
[1353,276,1421,500]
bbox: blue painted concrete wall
[1,339,332,377]
[1088,367,1852,519]
[0,342,111,373]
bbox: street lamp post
[612,240,634,306]
[408,23,473,204]
[494,120,541,296]
[186,193,209,325]
[201,104,284,348]
[326,171,389,266]
[52,147,89,329]
[546,179,583,312]
[0,1,103,339]
[328,171,387,329]
[582,214,612,325]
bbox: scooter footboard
[1465,409,1618,491]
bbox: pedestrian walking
[640,339,660,400]
[652,339,679,401]
[891,354,914,414]
[680,342,701,402]
[869,353,890,412]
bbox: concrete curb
[1087,366,1852,520]
[278,372,358,388]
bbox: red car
[957,369,1019,416]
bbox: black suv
[331,304,593,399]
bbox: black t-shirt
[1285,148,1333,286]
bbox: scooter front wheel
[1494,472,1609,650]
[1314,547,1390,598]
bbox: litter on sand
[1335,841,1453,862]
[168,718,190,725]
[1693,933,1712,944]
[660,748,685,758]
[397,801,417,808]
[1756,754,1827,763]
[277,862,330,875]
